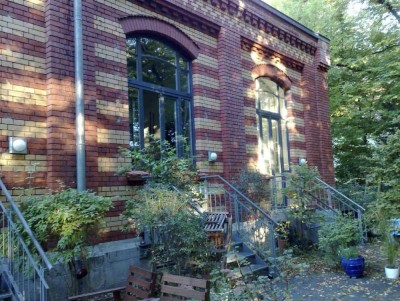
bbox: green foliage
[275,221,290,240]
[124,183,212,275]
[119,138,198,189]
[318,215,361,264]
[210,249,308,301]
[340,246,359,259]
[368,129,400,220]
[20,188,112,262]
[385,239,398,268]
[284,164,323,245]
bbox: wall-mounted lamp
[298,158,307,165]
[208,151,218,162]
[9,137,28,154]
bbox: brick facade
[1,0,334,239]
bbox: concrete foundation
[45,238,149,301]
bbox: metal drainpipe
[74,0,86,191]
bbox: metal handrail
[0,202,50,289]
[200,175,279,226]
[315,178,365,211]
[0,178,53,270]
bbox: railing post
[271,177,277,210]
[269,222,276,258]
[233,194,240,238]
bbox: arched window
[126,36,193,156]
[256,77,290,175]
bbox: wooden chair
[159,273,210,301]
[68,265,156,301]
[125,265,157,300]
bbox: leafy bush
[124,183,212,275]
[119,138,198,189]
[20,188,112,262]
[318,215,361,264]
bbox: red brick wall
[1,0,335,237]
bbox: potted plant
[275,221,290,249]
[318,214,364,277]
[384,238,399,279]
[339,246,365,278]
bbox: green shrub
[20,188,112,262]
[318,215,361,264]
[124,183,212,275]
[119,138,198,190]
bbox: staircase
[270,175,366,241]
[0,178,52,301]
[197,173,366,277]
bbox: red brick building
[1,0,333,238]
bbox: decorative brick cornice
[127,0,220,37]
[318,63,330,72]
[206,0,317,55]
[119,15,200,59]
[241,37,304,72]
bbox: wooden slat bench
[68,265,156,301]
[159,273,210,301]
[204,212,229,249]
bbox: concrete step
[226,251,255,265]
[0,293,12,301]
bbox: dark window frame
[256,77,291,175]
[126,35,195,157]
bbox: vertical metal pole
[74,0,86,191]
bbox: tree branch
[372,0,400,24]
[372,43,400,54]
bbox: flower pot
[342,256,364,278]
[278,239,287,249]
[385,266,399,279]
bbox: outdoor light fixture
[298,158,307,165]
[208,151,218,162]
[8,137,28,154]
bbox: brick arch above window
[119,15,200,60]
[251,64,292,91]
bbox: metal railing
[270,175,366,240]
[199,175,278,258]
[0,178,52,301]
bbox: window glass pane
[271,120,281,174]
[142,57,176,89]
[281,120,290,171]
[180,71,189,93]
[140,37,175,65]
[257,78,277,95]
[128,87,140,148]
[126,38,137,79]
[179,57,188,70]
[180,100,191,156]
[261,118,271,175]
[164,96,176,146]
[259,92,278,113]
[143,90,160,146]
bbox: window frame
[256,77,290,175]
[126,35,195,157]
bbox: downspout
[74,0,86,191]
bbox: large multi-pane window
[256,77,290,175]
[126,36,192,156]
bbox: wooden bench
[68,265,156,301]
[159,273,210,301]
[204,212,229,249]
